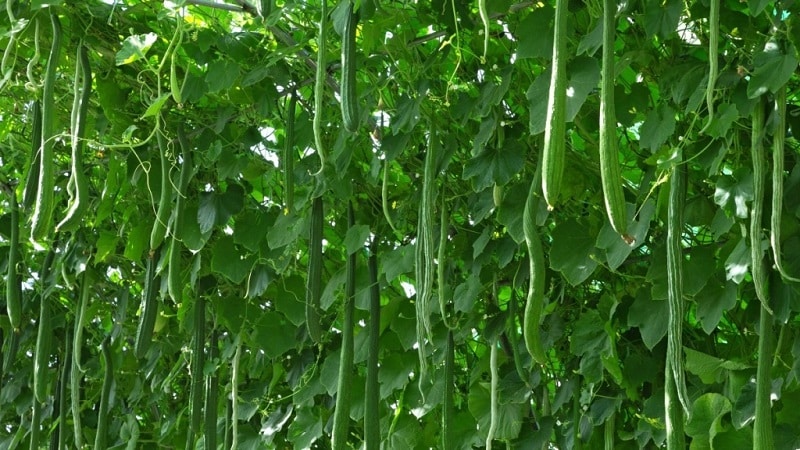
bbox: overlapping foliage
[2,0,800,448]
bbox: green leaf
[344,224,371,255]
[115,33,158,65]
[695,280,738,334]
[199,185,246,234]
[286,407,323,449]
[596,200,655,270]
[181,203,212,252]
[569,310,610,358]
[731,380,756,428]
[234,208,272,253]
[454,276,481,313]
[626,288,667,350]
[496,182,528,244]
[704,103,739,139]
[267,211,306,249]
[528,56,601,135]
[577,20,603,57]
[124,222,150,261]
[391,94,422,135]
[246,263,272,298]
[550,220,598,286]
[141,93,172,118]
[252,311,296,358]
[381,244,414,281]
[748,0,771,17]
[714,169,753,219]
[211,236,253,284]
[724,238,750,284]
[685,393,731,442]
[747,39,799,98]
[206,59,240,93]
[272,275,307,326]
[639,105,676,152]
[468,380,526,440]
[462,140,525,191]
[643,0,681,38]
[95,231,119,263]
[516,7,554,59]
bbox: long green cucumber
[701,0,719,133]
[34,248,57,404]
[542,0,568,209]
[415,124,438,384]
[6,192,22,331]
[56,331,70,450]
[750,98,773,315]
[169,126,195,304]
[486,339,499,450]
[599,0,631,242]
[306,196,324,343]
[442,329,455,450]
[284,92,297,213]
[365,248,380,450]
[523,178,547,365]
[753,276,776,450]
[134,247,161,359]
[30,392,42,450]
[31,10,62,242]
[22,101,42,211]
[71,269,93,449]
[187,295,206,448]
[666,162,691,417]
[340,1,359,132]
[56,42,92,233]
[205,328,219,450]
[437,194,455,329]
[94,336,113,450]
[769,86,800,282]
[312,0,329,174]
[150,130,172,251]
[332,202,356,450]
[230,336,242,449]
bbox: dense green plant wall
[2,0,800,448]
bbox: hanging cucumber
[6,193,22,331]
[168,126,195,304]
[365,248,380,450]
[205,329,219,450]
[312,0,329,174]
[700,0,719,134]
[94,336,113,450]
[187,295,206,448]
[332,202,356,450]
[22,101,42,211]
[56,42,92,233]
[72,269,93,449]
[753,274,776,450]
[523,178,547,365]
[34,247,57,403]
[31,10,62,242]
[750,98,772,315]
[149,130,172,252]
[542,0,568,209]
[599,0,632,243]
[306,196,324,343]
[442,329,455,450]
[284,92,297,213]
[134,247,161,359]
[485,339,499,450]
[666,161,691,417]
[340,1,359,132]
[769,86,800,282]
